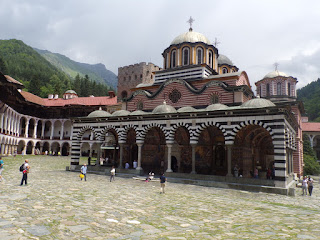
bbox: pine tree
[0,56,8,74]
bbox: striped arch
[229,120,274,144]
[99,126,119,141]
[140,123,169,142]
[76,126,99,141]
[119,124,138,142]
[193,121,227,142]
[168,122,193,142]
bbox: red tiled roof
[5,75,24,86]
[301,122,320,132]
[20,90,117,107]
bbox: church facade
[70,27,304,194]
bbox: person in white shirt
[133,160,137,169]
[81,164,87,181]
[110,166,116,182]
[302,176,308,196]
[125,162,130,169]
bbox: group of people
[124,160,138,169]
[302,176,314,196]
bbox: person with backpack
[0,156,4,182]
[20,159,30,186]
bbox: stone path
[0,155,320,239]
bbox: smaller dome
[171,30,211,45]
[130,110,149,116]
[177,106,197,113]
[65,90,77,94]
[263,70,288,79]
[152,101,177,114]
[241,97,275,108]
[87,109,111,118]
[218,54,233,66]
[111,110,130,116]
[206,103,228,111]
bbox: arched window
[266,84,270,96]
[208,50,213,68]
[288,83,291,96]
[197,47,203,65]
[277,82,281,95]
[137,101,143,110]
[182,47,190,66]
[211,94,219,104]
[171,50,176,68]
[222,67,228,74]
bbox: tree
[29,74,42,96]
[0,56,8,74]
[49,74,63,96]
[303,134,320,175]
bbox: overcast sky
[1,0,320,91]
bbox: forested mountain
[297,78,320,122]
[35,48,118,90]
[0,39,115,98]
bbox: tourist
[133,160,137,169]
[80,164,87,181]
[146,171,154,182]
[233,164,239,177]
[302,176,308,196]
[254,167,259,179]
[20,159,30,186]
[0,156,4,182]
[160,173,166,194]
[307,176,314,196]
[110,166,116,182]
[125,162,130,169]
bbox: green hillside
[0,39,113,98]
[297,78,320,121]
[35,48,118,90]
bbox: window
[266,84,270,96]
[169,89,181,103]
[140,74,142,80]
[121,91,128,100]
[211,94,219,104]
[277,82,281,95]
[129,76,131,81]
[208,50,213,68]
[288,83,291,96]
[222,67,228,74]
[171,50,176,68]
[123,77,126,81]
[197,47,203,64]
[137,101,143,110]
[183,47,190,66]
[135,75,137,80]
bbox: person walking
[110,166,116,182]
[80,163,87,181]
[20,159,30,186]
[160,173,166,194]
[0,156,4,182]
[302,176,308,196]
[307,176,314,196]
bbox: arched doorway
[174,126,191,173]
[101,130,119,167]
[62,142,70,156]
[26,141,33,154]
[233,125,274,179]
[196,126,226,175]
[124,128,138,168]
[142,127,166,174]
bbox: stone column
[0,113,4,133]
[31,145,35,155]
[25,120,29,138]
[33,122,38,138]
[119,142,124,169]
[22,145,27,155]
[226,145,232,177]
[136,142,143,171]
[166,143,173,172]
[40,144,43,154]
[70,125,74,140]
[0,143,5,155]
[60,122,65,140]
[50,121,54,140]
[191,143,197,174]
[41,121,45,139]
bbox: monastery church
[0,22,306,194]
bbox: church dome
[263,70,288,79]
[87,109,111,118]
[130,110,149,116]
[152,102,177,114]
[218,55,233,66]
[206,103,228,111]
[111,110,130,116]
[171,30,211,45]
[65,90,77,94]
[241,97,276,108]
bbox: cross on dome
[214,37,220,47]
[187,16,194,31]
[274,62,279,71]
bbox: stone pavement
[0,155,320,240]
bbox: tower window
[277,82,281,95]
[135,75,137,80]
[169,89,181,103]
[288,83,291,96]
[137,101,143,110]
[222,67,228,74]
[197,47,203,65]
[209,50,213,68]
[266,84,270,96]
[121,91,128,100]
[183,47,190,66]
[211,94,219,104]
[171,50,176,68]
[123,77,126,81]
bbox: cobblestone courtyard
[0,155,320,239]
